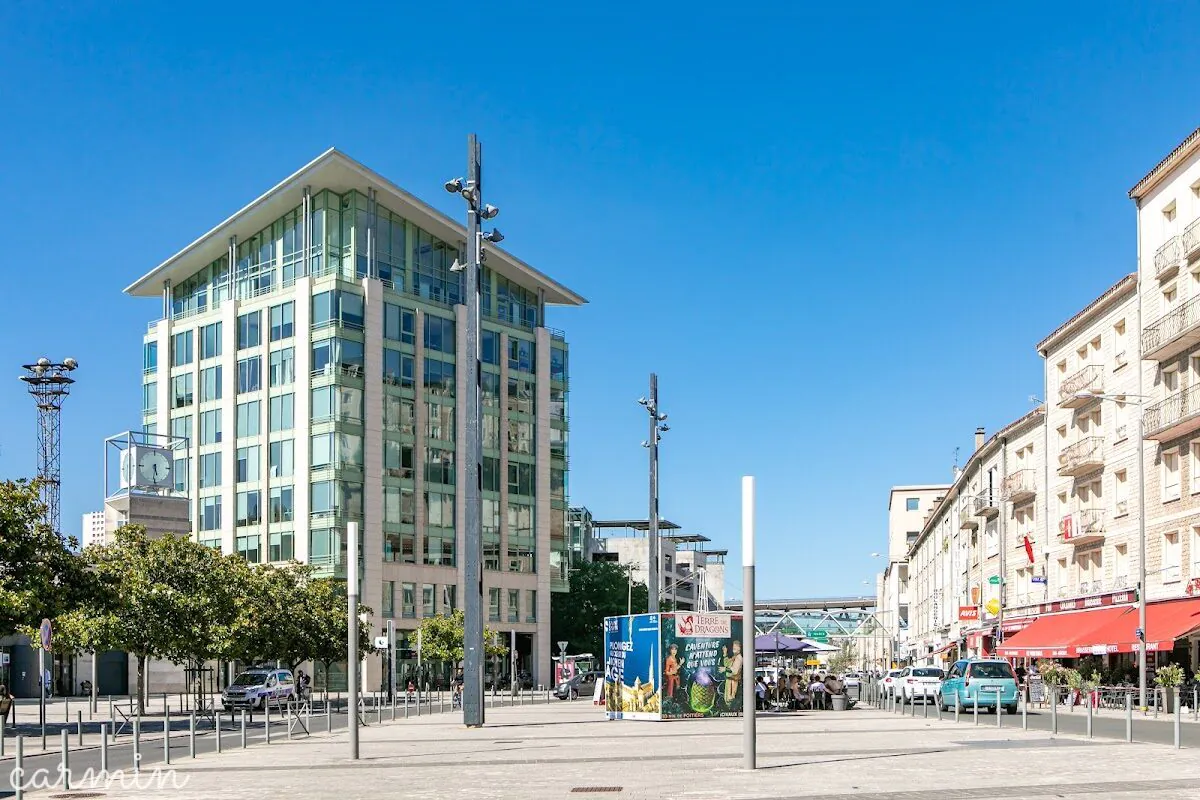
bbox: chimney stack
[974,427,985,452]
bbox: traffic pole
[100,724,108,774]
[60,730,69,791]
[741,476,756,771]
[1125,693,1132,742]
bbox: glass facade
[143,178,574,646]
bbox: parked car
[222,668,295,712]
[882,669,904,696]
[554,670,601,700]
[842,672,863,689]
[901,666,944,703]
[938,659,1018,714]
[485,671,534,691]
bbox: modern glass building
[125,148,585,688]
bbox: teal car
[938,659,1018,715]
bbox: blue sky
[1,3,1199,600]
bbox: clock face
[137,449,172,486]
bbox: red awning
[1073,597,1200,655]
[996,607,1129,658]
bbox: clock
[136,447,173,487]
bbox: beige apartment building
[905,411,1046,666]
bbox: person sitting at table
[809,676,828,710]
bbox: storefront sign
[958,606,979,622]
[674,612,731,638]
[1006,590,1135,618]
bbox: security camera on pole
[445,135,501,728]
[638,378,670,612]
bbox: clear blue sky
[1,3,1198,600]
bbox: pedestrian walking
[0,684,14,725]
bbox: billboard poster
[661,612,743,719]
[603,613,661,720]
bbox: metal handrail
[1002,469,1036,498]
[1155,235,1181,277]
[1144,382,1200,434]
[1059,436,1104,470]
[1059,364,1103,402]
[1183,217,1200,257]
[1142,295,1200,354]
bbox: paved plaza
[6,696,1198,799]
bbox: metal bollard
[12,735,22,800]
[241,711,247,749]
[936,693,942,721]
[189,711,196,758]
[326,701,332,734]
[1154,687,1159,719]
[1086,694,1093,738]
[405,698,409,718]
[133,717,141,774]
[377,702,382,725]
[973,694,979,725]
[0,716,5,757]
[923,691,929,718]
[215,713,221,754]
[1175,699,1182,750]
[1194,688,1198,722]
[100,724,109,774]
[265,703,271,744]
[1051,687,1058,735]
[108,695,113,723]
[77,710,83,747]
[996,689,1002,729]
[65,696,69,723]
[1125,693,1132,742]
[60,729,70,791]
[163,708,171,765]
[440,693,444,713]
[1021,692,1027,729]
[954,694,961,723]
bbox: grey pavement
[5,695,1199,799]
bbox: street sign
[557,640,568,654]
[958,606,979,622]
[39,618,52,650]
[985,598,1001,615]
[374,636,389,650]
[809,630,828,643]
[1031,575,1047,584]
[987,575,1001,586]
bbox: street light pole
[446,134,501,728]
[639,377,669,613]
[1137,408,1147,710]
[347,520,359,760]
[741,476,756,771]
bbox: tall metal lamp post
[639,377,669,612]
[445,134,502,727]
[1076,391,1148,709]
[20,357,78,534]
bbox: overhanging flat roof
[124,148,586,307]
[592,519,682,531]
[663,534,710,543]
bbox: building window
[482,330,499,365]
[200,496,221,531]
[171,415,192,445]
[426,401,454,442]
[383,485,415,525]
[488,588,501,622]
[237,357,262,393]
[236,490,261,527]
[236,446,259,483]
[383,303,415,344]
[906,497,920,511]
[237,401,260,438]
[269,439,293,478]
[144,341,158,373]
[383,349,414,387]
[507,338,534,373]
[199,409,222,444]
[198,453,221,488]
[172,373,194,409]
[269,485,293,523]
[423,316,455,353]
[269,302,294,342]
[507,462,535,497]
[482,372,500,408]
[269,348,295,387]
[423,584,436,617]
[1191,442,1200,495]
[483,456,501,492]
[236,534,261,563]
[200,323,222,359]
[1162,449,1181,502]
[199,366,222,402]
[172,330,193,367]
[382,581,395,618]
[508,588,520,623]
[423,358,455,397]
[507,377,535,415]
[384,440,414,479]
[507,420,534,455]
[142,382,157,414]
[269,393,294,432]
[443,585,456,616]
[237,311,261,350]
[550,347,567,382]
[1163,530,1181,582]
[402,582,416,618]
[383,396,415,434]
[269,530,294,562]
[425,447,455,485]
[526,590,537,623]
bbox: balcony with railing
[1002,469,1036,503]
[958,497,978,529]
[1184,217,1200,260]
[1057,436,1104,476]
[1144,383,1200,442]
[1155,235,1182,280]
[1058,508,1105,546]
[973,489,1000,517]
[1141,295,1200,362]
[1058,364,1104,407]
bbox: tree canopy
[550,560,651,657]
[415,609,508,666]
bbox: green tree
[79,526,245,712]
[0,480,89,635]
[416,609,508,667]
[827,640,858,676]
[550,561,651,658]
[304,577,375,693]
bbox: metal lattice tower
[20,357,78,534]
